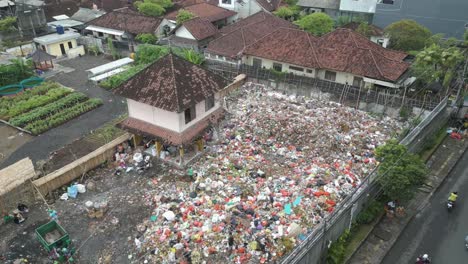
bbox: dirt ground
[0,160,176,264]
[0,124,32,167]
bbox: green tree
[176,10,196,25]
[135,33,158,44]
[356,22,372,37]
[375,140,427,201]
[411,43,464,87]
[0,16,17,33]
[181,49,204,65]
[295,13,334,36]
[146,0,173,8]
[137,2,165,17]
[135,44,169,64]
[274,7,295,20]
[384,19,432,52]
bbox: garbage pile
[136,84,402,263]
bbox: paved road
[382,149,468,264]
[0,55,127,169]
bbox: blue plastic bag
[67,185,78,199]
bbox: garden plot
[0,82,102,135]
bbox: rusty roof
[113,53,229,112]
[87,7,162,35]
[206,11,296,58]
[180,17,218,40]
[244,28,409,82]
[165,2,237,22]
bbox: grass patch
[419,125,447,161]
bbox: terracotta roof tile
[340,22,384,37]
[206,11,296,58]
[181,17,218,40]
[256,0,281,11]
[118,107,224,145]
[244,28,409,82]
[113,53,229,112]
[165,3,236,22]
[87,7,162,35]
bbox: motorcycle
[447,200,455,211]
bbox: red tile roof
[206,11,296,58]
[340,22,384,37]
[244,28,409,82]
[165,3,237,22]
[181,17,218,40]
[256,0,281,11]
[113,53,229,113]
[118,107,225,145]
[87,7,162,35]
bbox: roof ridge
[169,53,182,112]
[348,30,385,79]
[306,32,321,68]
[368,49,385,80]
[242,27,285,54]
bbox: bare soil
[0,124,32,166]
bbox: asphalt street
[382,149,468,264]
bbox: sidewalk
[348,136,468,264]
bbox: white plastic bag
[76,184,86,193]
[60,193,69,201]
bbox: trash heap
[137,84,402,263]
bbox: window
[306,69,313,74]
[67,41,73,49]
[324,71,336,81]
[184,105,196,124]
[377,39,385,46]
[98,32,104,37]
[289,65,304,72]
[205,95,215,111]
[41,45,46,51]
[380,0,394,4]
[353,77,363,87]
[221,0,232,4]
[273,62,282,72]
[253,58,262,68]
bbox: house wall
[156,19,176,37]
[370,35,389,48]
[178,94,222,131]
[128,99,181,132]
[221,0,262,19]
[175,26,196,40]
[90,30,123,41]
[244,55,375,88]
[45,38,78,58]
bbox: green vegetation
[384,19,432,52]
[135,33,158,44]
[356,22,372,37]
[176,10,196,25]
[375,139,428,201]
[274,7,295,20]
[419,125,447,161]
[295,13,334,36]
[25,99,103,135]
[9,92,88,127]
[0,82,103,134]
[0,16,17,33]
[327,229,351,264]
[100,45,206,89]
[0,59,34,87]
[134,0,173,17]
[411,42,464,88]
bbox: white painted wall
[220,0,262,19]
[127,99,181,132]
[244,55,376,88]
[370,36,389,48]
[179,94,222,131]
[175,26,196,40]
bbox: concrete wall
[175,26,196,40]
[32,134,131,197]
[128,99,181,132]
[179,97,222,131]
[232,0,263,19]
[67,45,85,58]
[46,38,78,58]
[370,35,389,48]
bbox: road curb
[378,140,468,263]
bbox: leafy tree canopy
[295,13,334,36]
[375,139,427,201]
[135,33,158,44]
[411,43,463,87]
[356,22,372,37]
[137,2,166,17]
[176,10,196,25]
[274,7,295,19]
[135,45,169,64]
[0,16,17,33]
[384,19,432,52]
